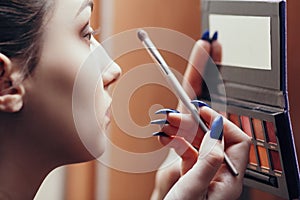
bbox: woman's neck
[0,137,56,200]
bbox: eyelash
[81,23,101,43]
[83,30,93,41]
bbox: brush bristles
[137,29,148,42]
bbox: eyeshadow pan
[249,144,257,166]
[257,146,269,169]
[252,118,265,141]
[229,113,240,127]
[266,121,277,144]
[241,116,252,137]
[270,150,282,172]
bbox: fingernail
[210,116,223,141]
[190,100,210,108]
[211,31,218,42]
[150,119,169,125]
[155,108,179,115]
[152,132,170,137]
[201,30,210,42]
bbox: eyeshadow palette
[201,0,300,199]
[219,106,290,190]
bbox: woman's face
[21,0,121,164]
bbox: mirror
[209,14,271,70]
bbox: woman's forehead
[51,0,92,22]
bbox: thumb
[164,116,224,200]
[196,116,224,187]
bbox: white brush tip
[137,29,148,42]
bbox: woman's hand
[158,106,251,200]
[151,31,251,200]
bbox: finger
[211,32,222,64]
[166,113,197,130]
[159,136,198,175]
[199,106,250,145]
[164,103,211,148]
[161,124,203,149]
[152,110,204,148]
[199,106,251,177]
[164,117,224,200]
[179,39,211,111]
[162,113,204,147]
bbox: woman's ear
[0,53,25,113]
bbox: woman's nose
[102,62,122,88]
[90,37,122,87]
[90,36,100,51]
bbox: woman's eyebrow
[76,0,94,17]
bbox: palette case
[200,0,300,199]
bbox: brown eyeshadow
[249,144,257,166]
[258,146,269,169]
[270,150,282,172]
[266,121,277,144]
[252,118,265,141]
[241,116,252,137]
[229,113,240,127]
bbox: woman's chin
[104,116,111,130]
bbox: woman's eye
[80,23,101,45]
[83,30,93,41]
[81,23,94,42]
[83,28,94,42]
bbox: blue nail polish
[210,116,223,141]
[211,31,218,42]
[155,108,179,115]
[150,119,169,125]
[201,30,210,42]
[190,100,210,108]
[152,132,169,137]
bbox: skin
[0,0,121,199]
[0,0,250,199]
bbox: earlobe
[0,53,25,113]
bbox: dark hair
[0,0,52,77]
